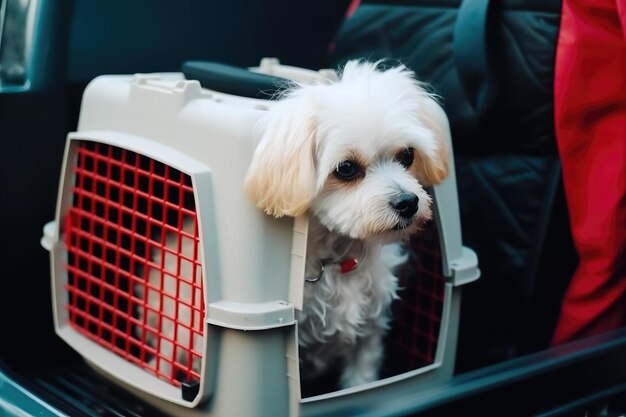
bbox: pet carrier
[40,58,479,417]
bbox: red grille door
[63,141,205,389]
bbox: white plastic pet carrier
[41,58,479,417]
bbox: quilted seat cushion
[331,0,561,154]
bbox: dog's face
[244,61,450,241]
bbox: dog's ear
[413,95,450,186]
[244,94,318,218]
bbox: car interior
[2,1,626,416]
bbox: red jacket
[553,0,626,345]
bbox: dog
[244,60,450,392]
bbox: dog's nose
[391,193,419,218]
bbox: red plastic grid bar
[63,141,205,387]
[387,220,445,373]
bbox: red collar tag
[339,258,359,274]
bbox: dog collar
[305,257,360,283]
[304,240,365,283]
[339,258,359,274]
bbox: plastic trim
[207,300,295,331]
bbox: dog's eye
[396,147,414,168]
[335,161,361,181]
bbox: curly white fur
[297,217,405,388]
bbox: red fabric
[346,0,361,17]
[552,0,626,345]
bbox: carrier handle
[182,61,290,99]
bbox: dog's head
[244,60,450,241]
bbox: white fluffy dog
[244,60,450,391]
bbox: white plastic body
[41,59,479,417]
